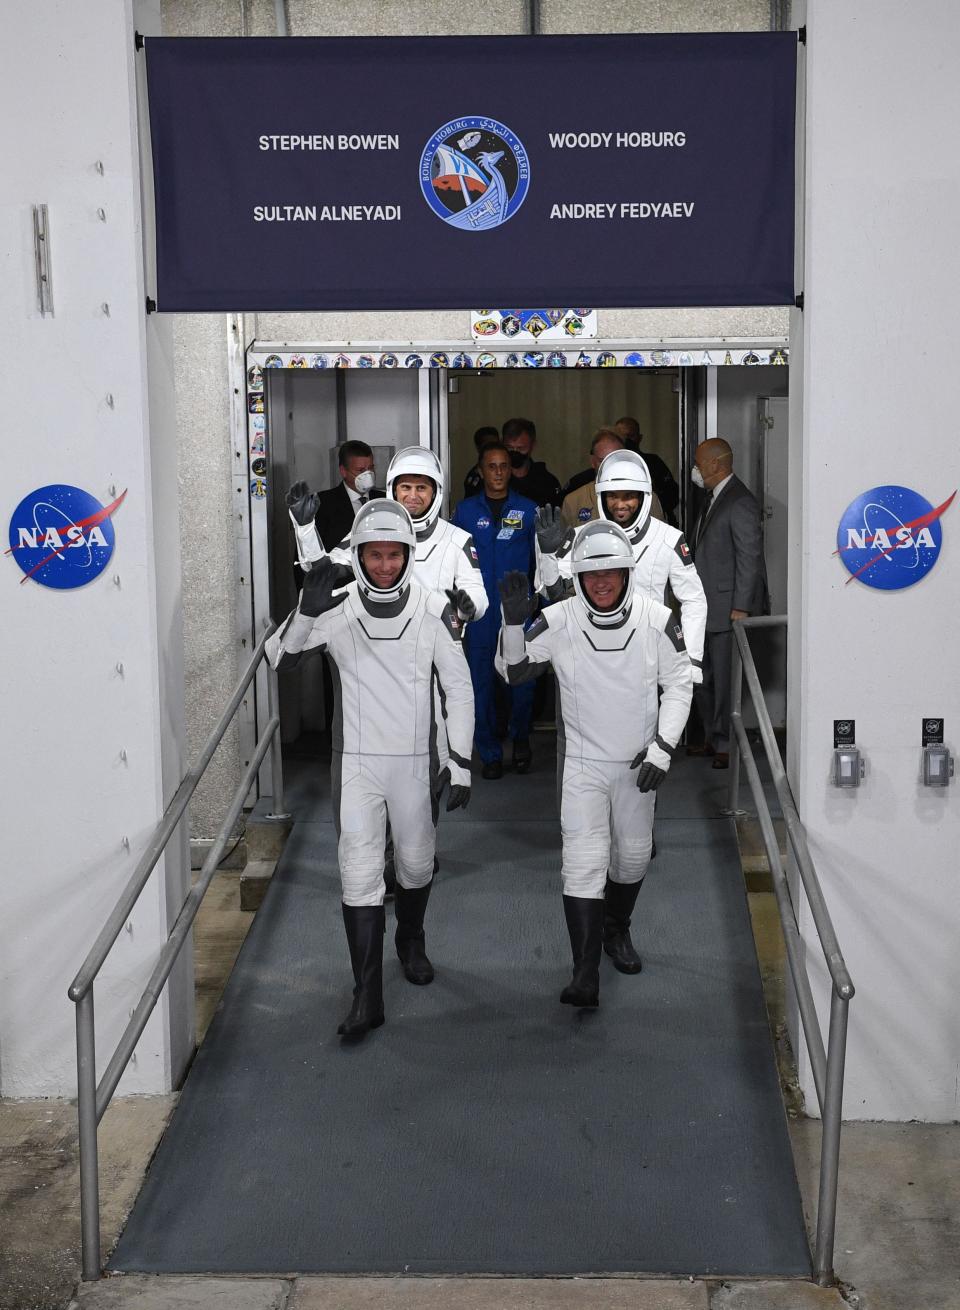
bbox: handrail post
[76,991,101,1280]
[815,988,850,1285]
[265,659,288,819]
[728,622,744,814]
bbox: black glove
[536,504,572,555]
[299,558,352,618]
[498,571,534,626]
[446,784,471,812]
[445,587,476,622]
[286,479,320,527]
[630,749,668,793]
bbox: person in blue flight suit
[453,441,538,780]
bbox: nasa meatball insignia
[7,484,126,590]
[835,485,956,590]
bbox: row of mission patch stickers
[245,344,788,398]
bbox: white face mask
[691,465,706,490]
[353,469,375,495]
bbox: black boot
[337,904,385,1037]
[560,895,603,1008]
[394,879,434,985]
[602,877,643,974]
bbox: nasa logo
[6,484,126,589]
[475,516,491,530]
[835,485,956,589]
[420,118,530,231]
[578,507,592,522]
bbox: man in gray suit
[689,439,768,769]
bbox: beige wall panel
[174,314,243,837]
[598,306,790,339]
[254,310,467,343]
[448,369,680,495]
[541,0,771,33]
[279,1,526,36]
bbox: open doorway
[243,346,789,776]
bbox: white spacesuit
[535,449,707,683]
[496,520,693,1009]
[267,500,474,1038]
[386,445,488,621]
[288,445,487,621]
[287,448,486,888]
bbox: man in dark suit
[689,438,768,769]
[314,439,381,551]
[613,416,680,527]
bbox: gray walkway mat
[111,761,809,1277]
[281,736,782,824]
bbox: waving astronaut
[496,520,693,1009]
[535,448,707,684]
[267,500,474,1039]
[286,446,487,625]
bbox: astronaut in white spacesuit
[267,500,474,1039]
[496,521,693,1008]
[286,446,486,626]
[535,448,707,684]
[286,448,486,889]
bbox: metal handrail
[728,614,854,1287]
[69,622,280,1281]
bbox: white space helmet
[595,449,653,542]
[386,445,443,534]
[570,520,636,626]
[350,499,416,604]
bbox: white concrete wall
[0,0,191,1096]
[790,0,960,1121]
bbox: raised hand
[286,480,320,527]
[445,587,476,622]
[498,571,533,626]
[300,557,352,618]
[535,504,573,555]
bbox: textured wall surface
[173,314,243,838]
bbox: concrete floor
[3,851,959,1310]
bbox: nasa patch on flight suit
[525,612,549,641]
[666,621,687,653]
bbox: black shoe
[481,759,504,780]
[337,904,385,1037]
[395,880,434,985]
[602,877,643,974]
[512,737,532,774]
[560,895,603,1007]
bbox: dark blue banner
[145,33,797,312]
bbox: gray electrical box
[922,744,953,787]
[833,747,863,788]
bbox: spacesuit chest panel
[555,606,662,762]
[327,588,434,756]
[632,532,672,598]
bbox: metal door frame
[238,337,789,797]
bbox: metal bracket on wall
[33,205,54,316]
